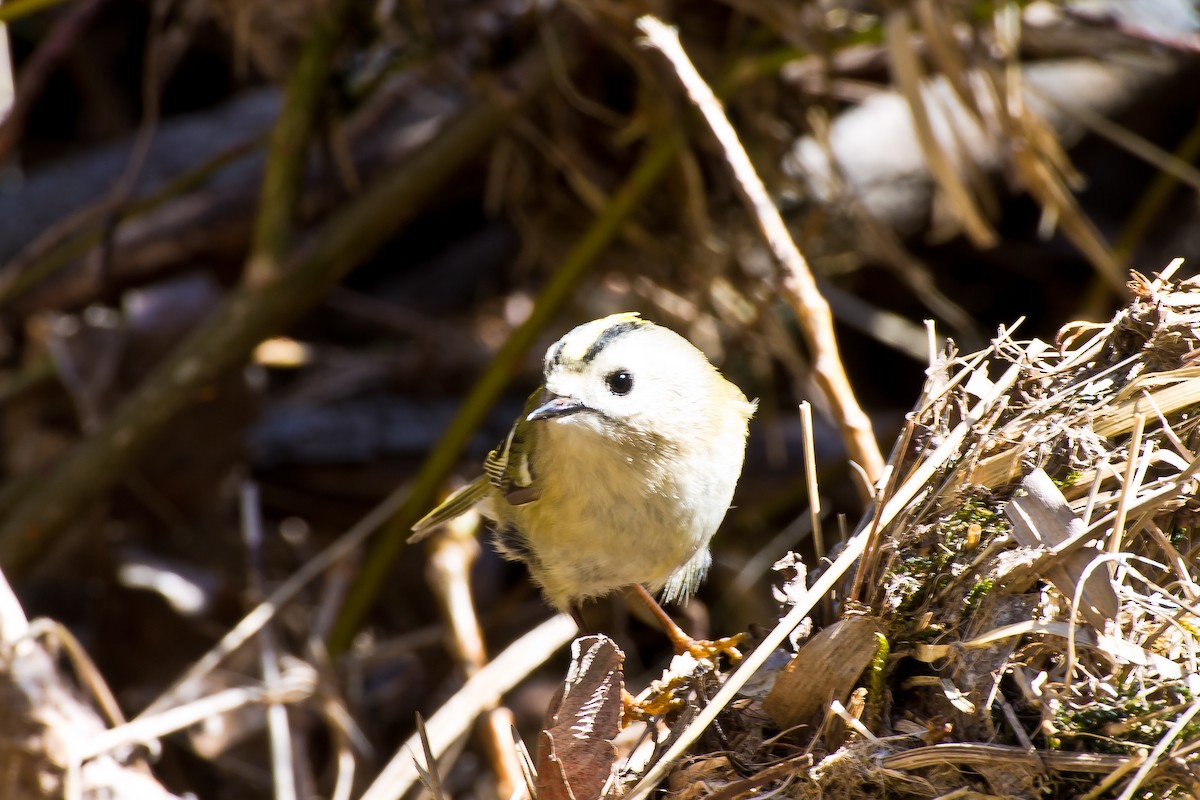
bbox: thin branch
[241,482,298,800]
[0,0,109,161]
[636,15,884,496]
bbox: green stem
[247,0,353,285]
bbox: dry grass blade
[1004,468,1118,629]
[241,482,298,800]
[882,743,1128,773]
[1032,84,1200,194]
[1114,700,1200,800]
[413,713,446,800]
[884,8,996,248]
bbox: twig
[81,673,314,761]
[799,401,824,564]
[0,6,12,129]
[828,698,877,740]
[358,614,578,800]
[91,0,207,287]
[241,482,298,800]
[140,475,414,718]
[0,0,74,23]
[426,514,523,797]
[0,38,555,570]
[635,15,883,498]
[0,133,263,312]
[247,0,353,285]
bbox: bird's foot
[679,632,746,664]
[620,681,686,725]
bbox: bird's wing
[484,389,542,507]
[410,390,546,542]
[409,477,491,541]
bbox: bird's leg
[630,584,744,663]
[569,604,592,634]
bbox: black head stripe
[546,341,565,372]
[582,320,643,364]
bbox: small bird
[411,313,754,645]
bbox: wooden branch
[0,43,555,571]
[637,15,885,496]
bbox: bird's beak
[527,395,586,421]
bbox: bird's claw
[682,632,746,664]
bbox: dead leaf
[536,635,623,800]
[1005,468,1119,629]
[763,616,883,730]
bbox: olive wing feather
[409,390,544,541]
[409,477,490,541]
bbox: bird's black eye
[606,370,633,395]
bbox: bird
[411,312,754,654]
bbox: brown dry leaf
[536,635,624,800]
[763,615,883,730]
[1005,468,1120,629]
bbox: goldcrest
[411,313,755,611]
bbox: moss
[1169,525,1192,549]
[963,576,995,615]
[1053,469,1082,488]
[885,492,1009,614]
[1054,680,1199,754]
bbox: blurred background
[0,0,1197,797]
